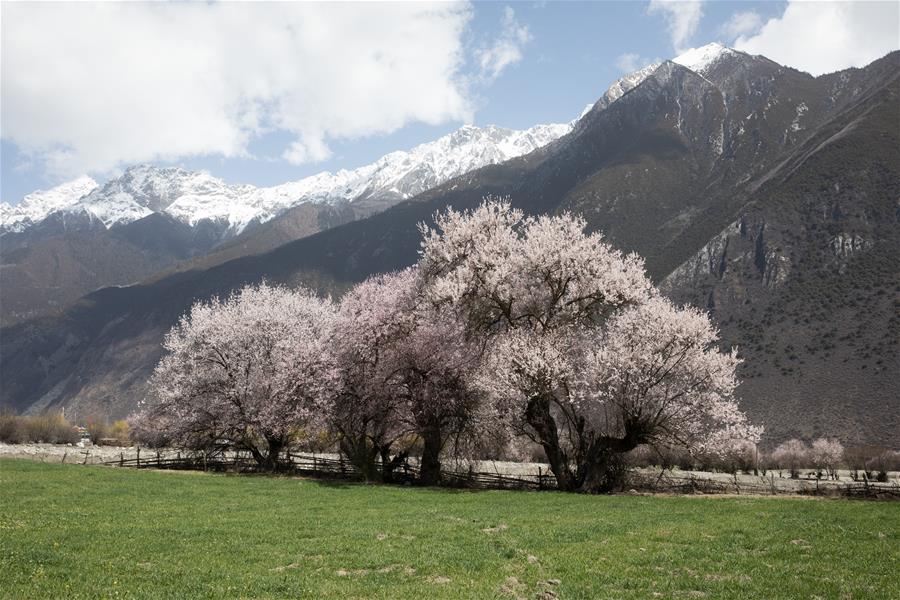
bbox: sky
[2,0,898,203]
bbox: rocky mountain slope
[1,45,897,446]
[660,60,900,443]
[0,123,570,325]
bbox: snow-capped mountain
[71,166,250,230]
[592,43,747,112]
[1,122,571,237]
[581,43,740,120]
[0,176,99,233]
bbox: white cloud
[647,0,704,54]
[615,53,642,72]
[718,10,762,40]
[615,52,657,73]
[1,2,475,176]
[734,1,899,76]
[477,7,532,82]
[283,136,333,166]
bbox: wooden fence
[102,450,899,499]
[102,449,558,490]
[628,471,900,499]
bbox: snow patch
[790,102,809,132]
[673,43,737,75]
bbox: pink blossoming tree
[331,268,484,484]
[137,283,336,470]
[389,296,485,485]
[810,438,844,480]
[771,439,809,478]
[419,199,759,492]
[330,270,416,481]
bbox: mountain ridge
[1,122,572,237]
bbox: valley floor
[1,459,897,599]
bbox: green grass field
[1,459,897,599]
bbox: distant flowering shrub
[810,438,844,479]
[771,439,809,478]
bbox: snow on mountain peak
[673,43,737,75]
[246,120,572,218]
[69,165,243,229]
[583,43,741,119]
[1,121,571,237]
[0,175,99,233]
[602,62,662,105]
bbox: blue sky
[2,1,897,203]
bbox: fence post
[156,450,161,468]
[136,447,141,468]
[61,452,67,464]
[538,467,543,490]
[313,455,317,473]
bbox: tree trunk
[340,436,380,481]
[379,446,394,483]
[260,436,285,472]
[525,394,577,491]
[577,429,644,493]
[578,450,627,493]
[248,445,266,468]
[419,425,443,486]
[380,446,408,483]
[245,436,284,472]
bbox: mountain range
[1,43,897,447]
[0,122,570,325]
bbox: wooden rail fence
[102,451,899,498]
[102,450,558,490]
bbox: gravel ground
[0,442,180,465]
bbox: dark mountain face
[145,201,360,283]
[662,68,900,444]
[2,50,897,446]
[0,213,223,326]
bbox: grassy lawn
[1,459,897,599]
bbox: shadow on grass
[214,468,552,494]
